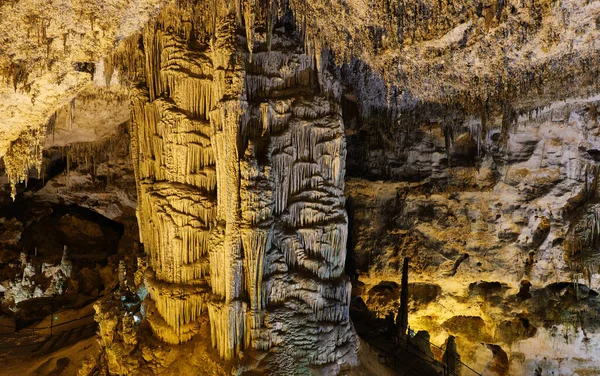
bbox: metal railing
[427,339,482,376]
[367,334,482,376]
[366,340,436,376]
[364,310,482,376]
[0,312,96,353]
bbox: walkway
[0,312,97,358]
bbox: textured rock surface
[3,0,600,375]
[6,0,600,198]
[127,4,357,373]
[346,96,600,375]
[0,0,162,198]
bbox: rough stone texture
[307,0,600,112]
[3,1,600,375]
[6,0,600,198]
[127,4,357,373]
[0,0,162,197]
[346,96,600,375]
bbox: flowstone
[128,3,358,373]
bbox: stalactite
[3,113,48,200]
[266,0,276,52]
[104,55,114,86]
[65,124,129,171]
[68,98,75,129]
[468,116,483,155]
[243,0,256,61]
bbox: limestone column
[207,12,248,359]
[128,3,358,371]
[130,6,218,344]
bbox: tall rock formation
[128,3,357,373]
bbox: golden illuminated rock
[126,4,357,372]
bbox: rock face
[128,4,357,373]
[0,0,162,199]
[346,96,600,374]
[0,201,124,322]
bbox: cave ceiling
[2,0,599,187]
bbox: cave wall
[346,96,600,374]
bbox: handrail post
[31,327,34,355]
[397,257,409,342]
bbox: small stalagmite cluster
[127,2,357,372]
